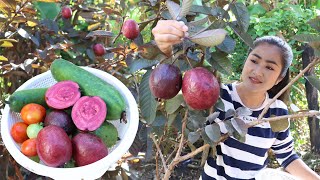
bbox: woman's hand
[152,20,188,56]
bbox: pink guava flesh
[71,96,107,131]
[45,80,81,109]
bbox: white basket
[1,67,139,180]
[255,168,298,180]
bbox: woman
[152,20,320,180]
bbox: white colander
[1,67,139,180]
[255,168,298,180]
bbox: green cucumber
[8,88,48,112]
[50,59,126,120]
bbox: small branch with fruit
[155,57,320,180]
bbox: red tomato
[21,103,46,125]
[11,122,28,143]
[21,138,37,157]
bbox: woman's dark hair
[267,70,290,103]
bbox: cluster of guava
[149,64,220,110]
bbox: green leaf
[201,129,214,146]
[166,0,180,20]
[152,112,167,136]
[179,0,194,19]
[33,2,60,20]
[17,28,39,47]
[172,112,183,132]
[230,2,250,32]
[308,17,320,32]
[138,42,164,60]
[314,49,320,57]
[205,124,221,143]
[190,5,212,15]
[129,58,159,74]
[235,107,252,116]
[248,4,266,16]
[41,19,59,33]
[233,130,246,143]
[224,120,235,134]
[292,34,320,43]
[190,29,227,47]
[188,131,200,144]
[217,36,236,54]
[188,16,208,27]
[231,117,248,136]
[206,112,220,124]
[139,70,158,124]
[187,113,206,131]
[305,76,320,92]
[165,94,184,114]
[269,118,289,132]
[228,22,253,48]
[85,30,114,39]
[168,110,178,126]
[208,51,232,75]
[214,98,224,111]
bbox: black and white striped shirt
[201,83,299,180]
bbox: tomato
[11,122,28,143]
[21,103,46,125]
[21,138,37,157]
[26,123,43,139]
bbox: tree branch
[249,110,320,127]
[257,57,320,121]
[175,109,188,159]
[150,133,168,172]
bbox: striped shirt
[201,83,299,180]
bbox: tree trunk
[302,44,320,152]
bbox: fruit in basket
[26,123,43,139]
[37,125,72,167]
[21,103,46,125]
[44,110,75,135]
[11,122,28,143]
[93,44,106,56]
[182,67,220,110]
[45,80,81,110]
[8,88,48,112]
[149,64,182,99]
[51,59,125,120]
[72,132,108,167]
[21,138,37,157]
[72,96,107,131]
[93,121,118,147]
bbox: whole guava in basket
[44,110,76,135]
[93,121,118,148]
[71,96,107,131]
[45,80,81,110]
[36,125,72,167]
[72,132,108,167]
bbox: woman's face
[240,43,284,93]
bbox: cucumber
[8,88,48,112]
[50,59,126,120]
